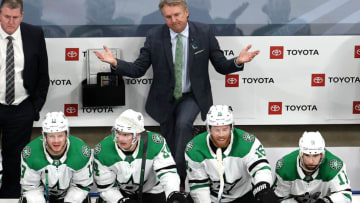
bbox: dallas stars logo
[82,145,91,157]
[185,140,194,152]
[329,159,342,170]
[242,133,255,142]
[152,134,164,143]
[119,175,140,193]
[94,143,102,155]
[210,176,241,195]
[276,159,284,170]
[22,146,31,159]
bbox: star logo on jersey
[242,133,255,142]
[210,176,241,195]
[152,134,164,143]
[82,145,91,158]
[22,146,31,159]
[94,143,102,155]
[329,159,342,170]
[185,140,194,152]
[276,159,284,170]
[119,176,139,193]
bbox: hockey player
[94,109,188,203]
[273,131,352,203]
[185,105,279,203]
[19,112,93,203]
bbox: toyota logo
[272,49,282,56]
[67,51,78,58]
[227,78,237,85]
[355,104,360,111]
[356,49,360,55]
[313,77,323,84]
[270,105,281,112]
[66,107,77,114]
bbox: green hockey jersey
[20,135,93,203]
[93,132,180,203]
[274,149,352,203]
[185,128,273,203]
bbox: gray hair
[0,0,23,12]
[159,0,187,11]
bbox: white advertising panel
[35,36,360,126]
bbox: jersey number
[21,165,26,178]
[87,162,92,177]
[255,145,266,158]
[93,162,100,176]
[338,170,349,185]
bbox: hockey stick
[216,148,224,203]
[138,131,148,203]
[45,169,49,203]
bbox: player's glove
[315,196,332,203]
[252,182,280,203]
[167,191,189,203]
[294,192,321,203]
[118,197,137,203]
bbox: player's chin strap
[137,131,148,203]
[216,148,224,203]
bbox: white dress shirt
[0,23,28,105]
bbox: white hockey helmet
[299,131,325,155]
[113,109,145,145]
[206,105,234,132]
[42,112,69,138]
[299,131,325,172]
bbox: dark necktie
[5,36,15,105]
[173,34,183,100]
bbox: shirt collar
[0,22,21,41]
[169,23,189,40]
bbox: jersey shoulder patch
[82,145,91,158]
[22,146,31,159]
[242,132,255,142]
[329,159,342,170]
[151,133,164,143]
[276,158,284,170]
[185,140,194,152]
[94,143,102,155]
